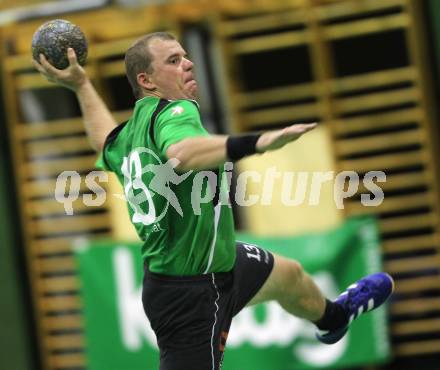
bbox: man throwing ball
[33,32,394,370]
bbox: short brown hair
[125,32,176,99]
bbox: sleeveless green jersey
[98,96,236,275]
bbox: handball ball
[31,19,88,69]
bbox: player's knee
[281,260,304,293]
[289,260,304,283]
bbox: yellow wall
[237,124,344,236]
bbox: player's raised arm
[166,122,317,171]
[32,48,117,152]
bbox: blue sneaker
[316,272,394,344]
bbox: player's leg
[246,250,394,344]
[246,253,325,321]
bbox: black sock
[314,299,347,331]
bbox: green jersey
[99,96,236,275]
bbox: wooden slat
[323,13,409,40]
[234,68,416,110]
[395,275,440,294]
[4,53,34,71]
[31,214,110,235]
[15,68,96,90]
[392,318,440,336]
[231,30,311,54]
[87,8,165,41]
[382,234,439,253]
[331,108,424,135]
[340,150,426,172]
[242,103,321,127]
[395,340,440,356]
[49,353,85,368]
[40,296,82,312]
[233,82,317,108]
[219,10,306,36]
[31,233,111,255]
[391,297,440,314]
[26,136,92,158]
[336,129,425,155]
[41,276,79,293]
[36,256,77,273]
[330,66,417,94]
[346,193,433,216]
[23,177,108,200]
[385,255,440,274]
[45,334,84,349]
[334,87,420,114]
[358,172,432,193]
[16,109,131,140]
[13,72,48,94]
[218,0,298,14]
[42,314,83,331]
[100,60,126,77]
[27,198,106,217]
[23,155,97,178]
[379,212,437,233]
[316,0,405,21]
[31,239,75,255]
[90,37,140,58]
[15,119,86,140]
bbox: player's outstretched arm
[167,122,317,171]
[255,122,317,152]
[32,48,117,152]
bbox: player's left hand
[256,122,318,153]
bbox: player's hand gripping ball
[31,19,87,69]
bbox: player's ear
[137,72,156,91]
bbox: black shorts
[142,242,274,370]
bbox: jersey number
[121,151,156,226]
[243,244,261,262]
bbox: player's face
[147,39,198,100]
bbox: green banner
[75,216,390,370]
